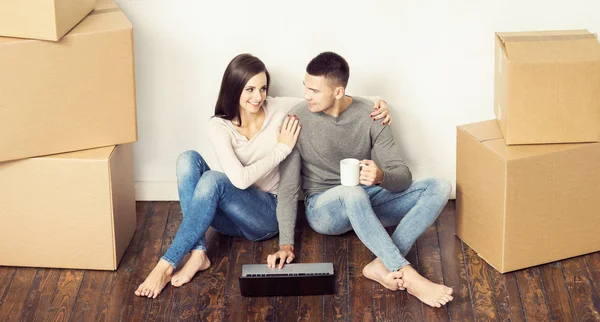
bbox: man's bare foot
[171,250,211,287]
[362,258,404,291]
[400,265,453,307]
[135,259,174,298]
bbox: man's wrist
[376,169,384,185]
[280,244,294,252]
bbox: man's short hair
[306,52,349,88]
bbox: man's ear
[334,86,345,100]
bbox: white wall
[116,0,600,201]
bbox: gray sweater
[276,97,412,246]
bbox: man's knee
[308,214,351,235]
[423,178,452,200]
[337,186,370,204]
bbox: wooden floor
[1,201,600,321]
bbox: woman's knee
[196,171,230,195]
[176,150,208,176]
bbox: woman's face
[239,72,267,115]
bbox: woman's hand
[277,114,301,149]
[370,99,392,125]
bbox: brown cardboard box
[494,30,600,145]
[0,145,136,270]
[0,0,95,41]
[94,0,119,12]
[0,7,137,163]
[456,120,600,273]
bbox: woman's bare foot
[400,265,453,307]
[135,259,174,298]
[171,250,211,287]
[362,258,404,291]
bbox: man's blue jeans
[305,179,451,272]
[161,150,278,268]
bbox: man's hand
[360,160,384,186]
[370,99,392,125]
[267,245,295,269]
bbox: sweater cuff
[279,235,295,246]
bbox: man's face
[303,73,336,113]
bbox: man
[267,52,453,308]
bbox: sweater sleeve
[275,147,302,246]
[371,125,412,192]
[208,120,292,190]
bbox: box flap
[0,5,130,44]
[459,120,590,160]
[69,9,132,35]
[40,146,116,161]
[94,0,119,12]
[496,30,600,61]
[484,140,587,161]
[457,120,504,142]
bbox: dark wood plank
[94,201,151,321]
[297,213,325,322]
[348,234,375,322]
[0,267,37,322]
[273,203,306,322]
[462,244,499,321]
[417,224,450,321]
[436,202,475,322]
[515,267,551,321]
[584,252,600,319]
[146,202,181,321]
[45,269,85,322]
[198,232,231,321]
[170,220,221,321]
[371,227,400,322]
[0,267,16,308]
[539,262,576,322]
[19,268,62,321]
[121,201,171,321]
[398,245,424,321]
[92,202,151,321]
[70,270,109,321]
[324,234,349,321]
[222,237,255,322]
[487,268,524,322]
[562,256,600,321]
[372,268,398,322]
[247,236,277,322]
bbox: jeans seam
[253,230,278,242]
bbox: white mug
[340,158,364,186]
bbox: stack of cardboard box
[456,30,600,273]
[0,0,138,270]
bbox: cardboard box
[0,145,136,270]
[494,30,600,145]
[456,120,600,273]
[0,0,95,41]
[0,7,137,163]
[94,0,119,12]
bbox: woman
[135,54,392,298]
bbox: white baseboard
[135,180,456,201]
[135,181,179,201]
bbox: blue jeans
[305,178,451,272]
[161,150,279,268]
